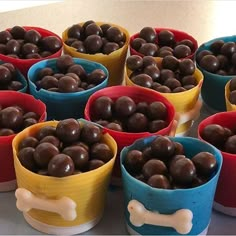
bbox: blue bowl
[0,61,27,93]
[28,58,108,120]
[121,136,222,235]
[196,35,236,111]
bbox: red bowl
[0,26,63,76]
[130,27,198,60]
[0,91,46,190]
[84,85,176,179]
[198,111,236,213]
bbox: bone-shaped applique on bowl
[15,188,77,221]
[128,199,193,234]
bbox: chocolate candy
[80,123,102,144]
[114,96,136,117]
[150,136,175,160]
[142,159,167,179]
[0,106,23,130]
[66,22,126,55]
[92,96,113,120]
[48,154,75,177]
[201,124,227,148]
[35,55,106,93]
[19,136,39,150]
[139,27,156,43]
[33,142,59,168]
[90,142,113,162]
[88,159,105,170]
[0,128,14,136]
[0,26,62,59]
[127,55,197,93]
[127,113,148,132]
[63,145,89,170]
[124,149,144,174]
[131,28,195,59]
[224,135,236,154]
[126,55,143,71]
[56,55,74,73]
[91,95,168,133]
[191,152,217,177]
[56,119,80,143]
[147,174,171,189]
[36,125,56,140]
[169,157,196,185]
[124,136,217,189]
[18,147,37,172]
[199,55,219,73]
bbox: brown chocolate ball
[40,76,58,90]
[131,38,146,51]
[139,27,156,43]
[10,26,26,39]
[125,149,144,174]
[0,106,23,130]
[85,23,102,37]
[159,69,175,83]
[84,35,103,54]
[106,26,124,43]
[80,123,102,144]
[56,119,80,143]
[164,78,182,91]
[6,39,21,55]
[143,65,160,81]
[142,159,168,179]
[131,74,153,88]
[229,90,236,104]
[179,59,195,75]
[126,55,143,71]
[106,122,123,132]
[39,135,61,149]
[127,112,148,132]
[199,55,219,73]
[0,65,11,85]
[162,55,179,71]
[88,159,105,170]
[68,64,87,80]
[220,42,236,57]
[209,40,224,54]
[23,111,39,120]
[196,50,213,63]
[56,55,74,73]
[224,135,236,154]
[147,101,167,120]
[139,43,158,56]
[92,96,114,120]
[18,136,39,150]
[90,142,113,162]
[150,136,175,160]
[48,154,75,177]
[40,36,62,53]
[142,56,157,68]
[18,147,37,172]
[0,30,12,44]
[148,120,167,133]
[23,118,37,128]
[177,39,194,51]
[68,24,82,39]
[102,42,119,54]
[173,45,191,59]
[154,85,171,93]
[87,69,106,85]
[158,30,175,47]
[201,124,226,148]
[36,125,56,140]
[191,152,217,177]
[34,142,59,168]
[169,158,196,185]
[58,76,78,93]
[147,174,171,189]
[0,128,14,136]
[114,96,136,117]
[63,145,89,170]
[21,43,39,56]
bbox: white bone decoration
[15,188,77,221]
[128,200,193,234]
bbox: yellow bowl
[62,22,130,86]
[225,80,236,111]
[125,58,203,135]
[12,120,117,234]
